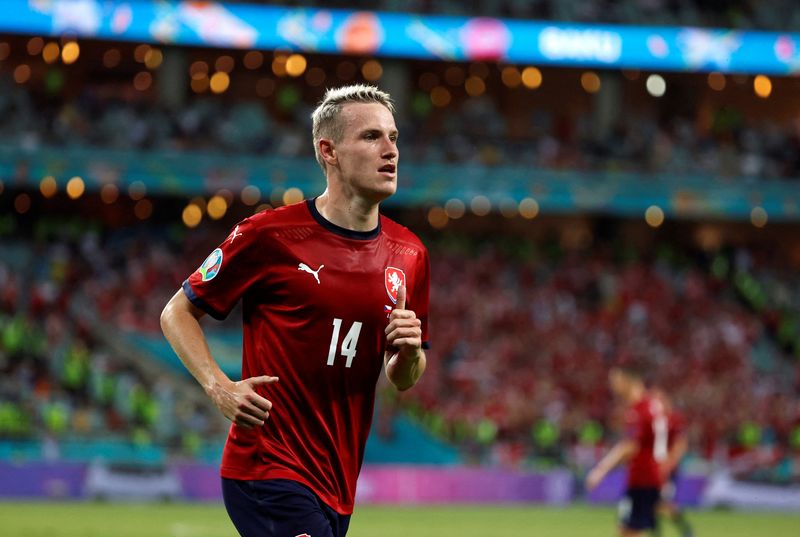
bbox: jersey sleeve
[410,245,430,349]
[183,218,265,320]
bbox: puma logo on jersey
[298,262,324,284]
[229,225,243,244]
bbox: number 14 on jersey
[327,318,363,368]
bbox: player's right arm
[585,438,638,491]
[160,289,278,429]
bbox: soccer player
[160,85,429,537]
[652,387,694,537]
[586,365,666,537]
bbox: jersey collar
[306,198,381,241]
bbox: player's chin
[367,181,397,201]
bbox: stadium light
[707,72,726,91]
[361,59,382,81]
[191,76,209,93]
[27,37,43,55]
[14,193,31,213]
[286,54,307,77]
[207,195,228,220]
[134,199,153,220]
[646,74,666,97]
[430,86,451,107]
[243,51,264,70]
[519,198,539,219]
[501,66,521,88]
[128,181,147,200]
[103,48,121,68]
[241,185,261,206]
[182,204,202,228]
[42,42,59,64]
[272,54,288,77]
[100,184,119,204]
[144,48,163,70]
[521,67,542,89]
[465,76,486,97]
[753,75,772,98]
[444,199,466,219]
[215,55,235,73]
[13,64,31,84]
[645,205,665,227]
[62,42,80,65]
[427,206,448,229]
[189,61,209,78]
[66,177,85,200]
[209,72,230,94]
[750,206,768,227]
[133,44,150,63]
[471,195,491,216]
[39,176,57,198]
[581,71,601,93]
[283,187,304,205]
[133,71,152,91]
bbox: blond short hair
[311,84,395,172]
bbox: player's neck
[628,383,645,404]
[314,191,380,232]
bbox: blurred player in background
[652,387,695,537]
[586,365,666,537]
[160,84,430,537]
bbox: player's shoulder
[379,214,427,257]
[246,200,311,228]
[237,200,316,242]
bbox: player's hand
[385,285,422,363]
[659,462,673,482]
[207,375,279,429]
[585,467,604,491]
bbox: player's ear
[319,139,337,166]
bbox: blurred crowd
[1,216,798,481]
[399,235,800,481]
[0,223,226,461]
[3,70,800,181]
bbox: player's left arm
[384,285,426,391]
[585,438,638,491]
[661,432,689,479]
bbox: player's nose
[380,136,397,160]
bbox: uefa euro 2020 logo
[198,248,223,281]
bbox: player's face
[334,102,399,202]
[609,369,628,398]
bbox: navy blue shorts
[618,487,660,530]
[222,478,351,537]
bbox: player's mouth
[378,163,396,176]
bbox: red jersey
[624,395,667,488]
[183,199,430,514]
